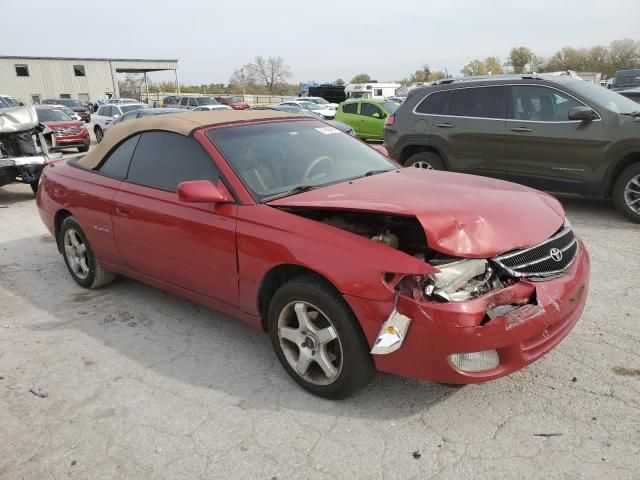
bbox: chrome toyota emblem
[549,248,563,262]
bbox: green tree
[508,46,534,73]
[350,73,372,83]
[461,59,488,76]
[334,78,345,86]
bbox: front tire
[404,151,444,170]
[78,145,89,153]
[613,163,640,223]
[60,216,116,288]
[94,126,104,144]
[267,276,374,399]
[30,181,38,195]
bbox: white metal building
[0,56,179,105]
[345,82,401,99]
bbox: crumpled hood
[269,169,565,258]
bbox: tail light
[385,114,396,126]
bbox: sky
[2,0,639,85]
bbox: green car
[335,99,399,140]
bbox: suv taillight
[385,114,396,126]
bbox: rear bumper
[345,240,590,383]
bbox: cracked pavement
[0,183,639,479]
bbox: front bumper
[345,240,590,384]
[50,132,90,150]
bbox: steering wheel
[303,155,335,181]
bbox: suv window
[180,97,189,106]
[415,90,450,114]
[127,131,220,191]
[448,86,505,119]
[98,135,140,178]
[360,103,382,117]
[342,103,358,114]
[188,98,198,107]
[510,85,584,122]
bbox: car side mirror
[568,106,597,122]
[112,114,120,119]
[177,180,233,204]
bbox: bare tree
[608,38,640,70]
[229,64,256,96]
[249,56,292,93]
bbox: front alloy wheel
[404,151,444,170]
[64,228,90,280]
[268,276,374,399]
[277,301,343,385]
[613,164,640,223]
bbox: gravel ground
[0,177,639,479]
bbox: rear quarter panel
[37,161,124,266]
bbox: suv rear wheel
[613,163,640,223]
[404,151,444,170]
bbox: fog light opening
[448,350,500,372]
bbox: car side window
[127,131,220,191]
[415,91,450,115]
[188,98,198,107]
[97,134,140,178]
[113,106,122,116]
[448,86,505,119]
[180,97,188,106]
[360,103,382,117]
[510,85,585,122]
[102,106,112,117]
[342,103,358,114]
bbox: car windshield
[61,107,75,117]
[206,120,396,202]
[380,101,399,113]
[1,96,21,107]
[570,82,640,114]
[197,97,220,105]
[120,104,148,113]
[37,109,72,122]
[613,71,640,88]
[226,97,242,103]
[56,99,81,107]
[300,102,322,111]
[309,98,329,104]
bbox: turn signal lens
[448,350,500,372]
[385,114,396,126]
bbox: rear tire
[78,145,89,153]
[60,216,116,289]
[613,163,640,223]
[267,275,374,399]
[94,126,103,144]
[404,151,444,170]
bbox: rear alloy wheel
[613,163,640,223]
[94,126,104,144]
[404,151,444,170]
[268,276,374,399]
[60,216,116,288]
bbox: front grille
[493,227,578,278]
[54,128,83,136]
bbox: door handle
[116,205,131,216]
[510,127,532,132]
[436,122,455,128]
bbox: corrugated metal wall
[0,58,177,105]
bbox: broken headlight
[423,259,503,302]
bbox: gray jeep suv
[384,75,640,222]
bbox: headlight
[423,259,501,302]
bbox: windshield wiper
[262,184,319,202]
[621,111,640,117]
[363,169,393,177]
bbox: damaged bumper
[346,240,590,384]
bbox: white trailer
[345,83,401,99]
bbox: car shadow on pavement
[0,234,457,419]
[0,186,36,206]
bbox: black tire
[267,275,374,399]
[30,181,38,195]
[59,216,116,289]
[94,126,103,144]
[613,163,640,223]
[404,151,444,170]
[78,145,89,153]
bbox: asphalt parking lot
[1,167,639,478]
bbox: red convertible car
[36,111,590,399]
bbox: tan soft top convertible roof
[77,110,297,169]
